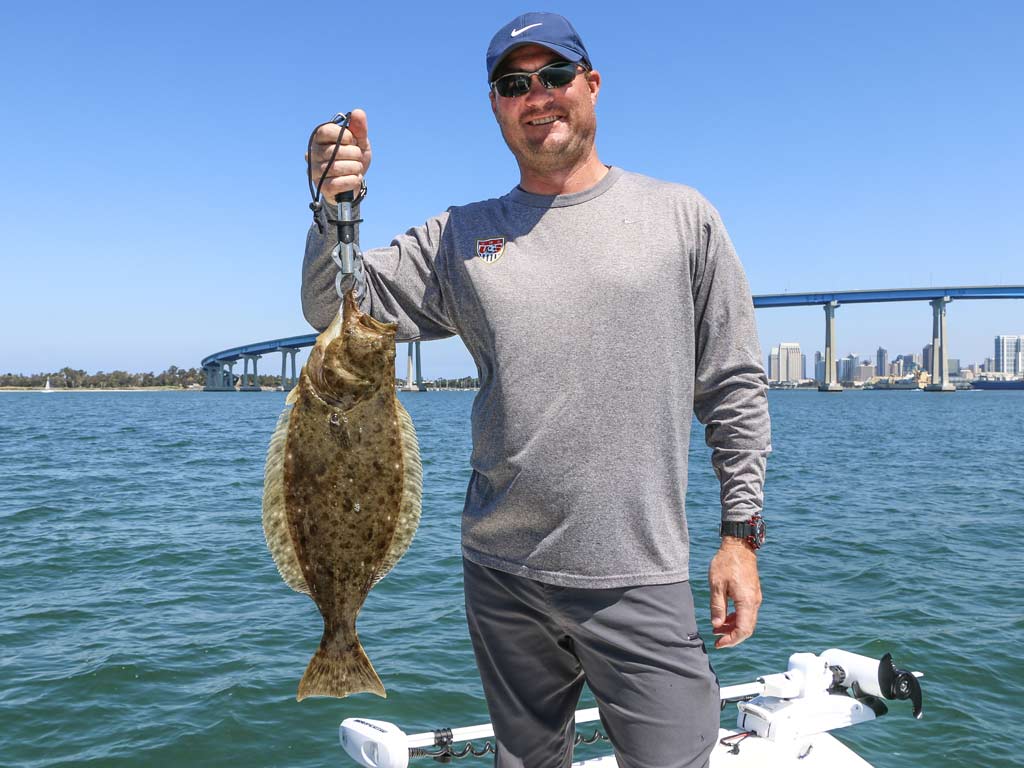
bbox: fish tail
[296,636,385,701]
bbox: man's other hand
[307,108,372,204]
[708,537,762,649]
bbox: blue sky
[1,1,1021,377]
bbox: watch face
[751,516,766,547]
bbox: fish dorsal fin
[262,405,310,594]
[372,399,422,585]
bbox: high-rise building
[769,343,802,382]
[839,353,859,383]
[855,363,875,382]
[922,344,933,374]
[876,347,888,376]
[814,351,825,384]
[780,342,802,382]
[889,359,904,377]
[801,353,807,381]
[995,335,1022,374]
[948,358,961,375]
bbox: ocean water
[0,389,1021,767]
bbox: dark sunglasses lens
[494,62,578,97]
[495,74,531,98]
[538,62,578,88]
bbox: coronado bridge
[200,285,1024,393]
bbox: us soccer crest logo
[476,237,506,264]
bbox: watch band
[720,514,766,549]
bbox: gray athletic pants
[463,559,719,768]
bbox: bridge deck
[201,285,1024,367]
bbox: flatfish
[262,289,421,700]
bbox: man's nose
[523,74,549,101]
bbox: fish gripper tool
[327,112,363,279]
[307,110,364,291]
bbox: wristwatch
[720,514,766,550]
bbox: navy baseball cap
[486,12,592,82]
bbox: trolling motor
[733,648,923,750]
[338,648,923,768]
[823,649,923,718]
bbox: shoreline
[0,386,481,393]
[0,387,200,393]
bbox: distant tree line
[2,368,481,390]
[427,376,480,389]
[0,366,207,389]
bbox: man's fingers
[715,600,759,649]
[314,144,364,161]
[313,122,343,146]
[310,143,363,167]
[713,610,746,649]
[708,540,762,649]
[312,124,361,156]
[347,108,371,151]
[715,629,740,649]
[315,159,365,179]
[321,175,365,204]
[314,115,366,147]
[305,109,372,203]
[713,612,738,648]
[712,612,736,636]
[709,580,727,630]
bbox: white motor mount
[736,649,923,757]
[339,718,410,768]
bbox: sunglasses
[490,60,585,98]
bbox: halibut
[262,290,421,700]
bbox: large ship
[971,378,1024,390]
[863,376,922,390]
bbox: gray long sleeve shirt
[303,167,770,588]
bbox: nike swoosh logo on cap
[510,23,542,37]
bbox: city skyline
[1,3,1022,378]
[771,333,1020,383]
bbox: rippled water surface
[0,389,1021,767]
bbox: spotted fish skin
[262,290,421,700]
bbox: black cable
[306,112,351,232]
[719,731,755,755]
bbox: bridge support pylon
[240,354,262,391]
[280,348,300,390]
[925,297,955,392]
[818,301,843,392]
[203,362,234,391]
[402,341,424,391]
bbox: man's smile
[526,115,561,126]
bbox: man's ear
[586,69,601,104]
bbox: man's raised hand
[307,108,372,204]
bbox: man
[302,12,770,768]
